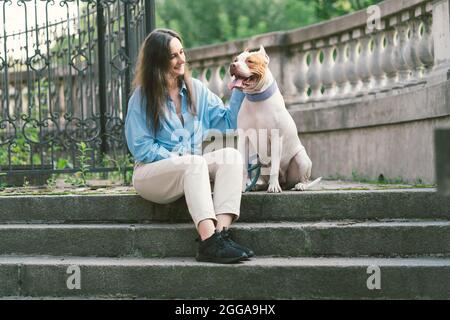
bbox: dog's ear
[258,45,266,55]
[259,45,270,65]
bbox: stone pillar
[435,127,450,195]
[432,0,450,68]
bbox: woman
[125,28,254,264]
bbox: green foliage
[103,153,134,186]
[56,158,72,170]
[350,170,407,184]
[329,171,434,187]
[22,177,30,188]
[350,170,433,186]
[76,142,92,185]
[46,175,57,190]
[64,142,92,187]
[0,172,6,190]
[0,145,10,165]
[156,0,383,48]
[0,125,41,166]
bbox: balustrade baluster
[409,10,426,84]
[393,16,412,86]
[320,37,336,100]
[293,49,308,104]
[356,32,372,96]
[369,23,386,93]
[208,64,222,97]
[345,30,361,95]
[333,35,349,98]
[283,47,301,105]
[401,11,420,86]
[381,19,399,91]
[306,42,322,101]
[198,67,208,85]
[417,13,434,77]
[221,63,232,101]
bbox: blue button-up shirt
[125,78,245,164]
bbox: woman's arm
[206,87,245,132]
[125,89,172,163]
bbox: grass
[327,170,436,188]
[0,172,137,196]
[0,188,138,197]
[0,169,436,196]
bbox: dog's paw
[267,181,282,193]
[293,182,307,191]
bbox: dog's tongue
[228,76,244,90]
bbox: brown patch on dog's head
[228,45,270,91]
[245,52,268,82]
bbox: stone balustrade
[187,0,449,108]
[189,0,450,184]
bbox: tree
[156,0,383,48]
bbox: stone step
[0,221,449,258]
[1,189,449,224]
[0,255,449,299]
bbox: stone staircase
[0,189,449,299]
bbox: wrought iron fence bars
[0,0,153,182]
[96,0,107,158]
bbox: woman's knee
[173,154,207,168]
[219,147,244,166]
[184,154,208,176]
[190,154,208,166]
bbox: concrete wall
[296,79,450,183]
[302,116,450,183]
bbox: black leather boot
[196,231,248,264]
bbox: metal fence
[0,0,154,183]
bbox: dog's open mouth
[228,74,257,90]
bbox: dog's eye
[247,60,254,64]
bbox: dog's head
[228,45,270,92]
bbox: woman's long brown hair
[132,28,196,134]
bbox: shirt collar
[166,80,187,99]
[179,80,187,96]
[166,80,188,114]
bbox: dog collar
[245,81,278,102]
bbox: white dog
[229,45,321,193]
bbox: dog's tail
[306,177,322,189]
[292,176,322,191]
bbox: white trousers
[132,148,244,228]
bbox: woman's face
[167,37,185,80]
